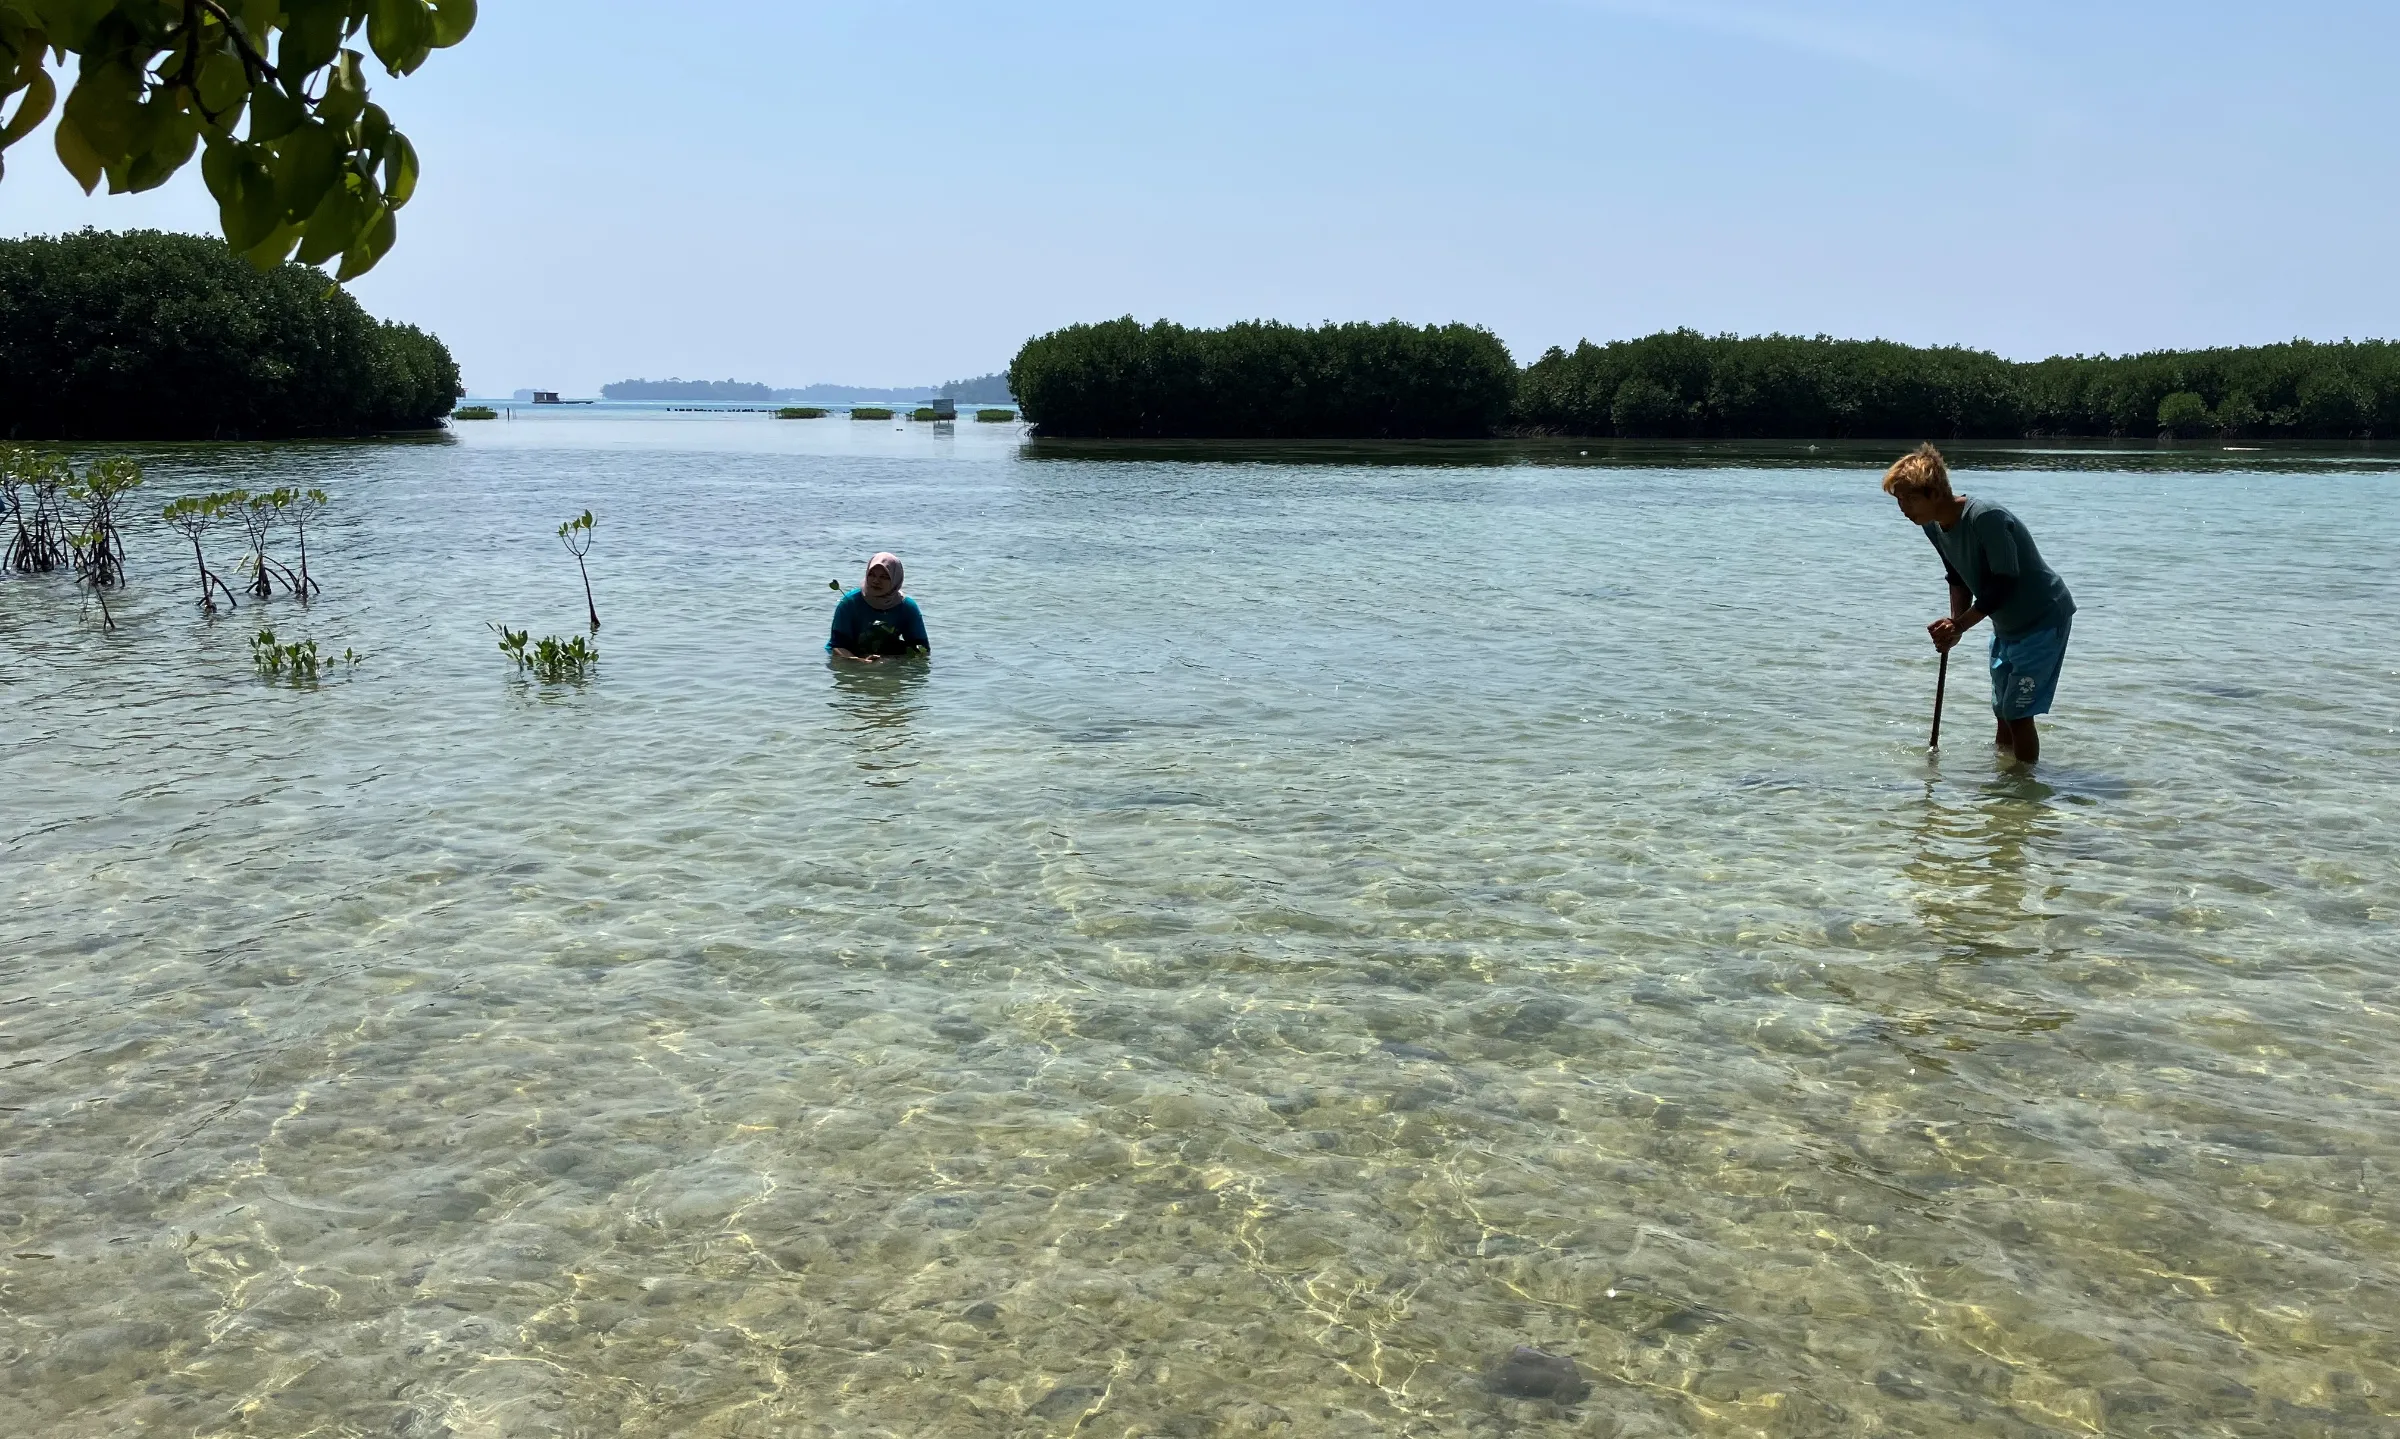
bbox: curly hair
[1880,442,1954,501]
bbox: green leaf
[356,100,391,157]
[427,0,475,47]
[274,120,342,222]
[1,66,55,151]
[378,129,416,206]
[295,173,364,265]
[60,60,142,154]
[241,217,304,270]
[32,0,110,49]
[196,49,247,123]
[316,50,366,128]
[334,200,395,280]
[248,83,303,141]
[51,108,101,192]
[239,0,280,46]
[204,139,282,251]
[121,107,199,193]
[277,0,346,79]
[367,0,433,75]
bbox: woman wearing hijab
[827,551,930,662]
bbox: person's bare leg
[1994,713,2013,749]
[2006,717,2039,765]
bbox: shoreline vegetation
[0,231,462,442]
[1009,318,1517,439]
[1010,319,2400,441]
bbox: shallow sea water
[5,417,2398,1438]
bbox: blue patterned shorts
[1990,616,2071,720]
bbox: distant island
[1009,318,2400,441]
[596,372,1016,405]
[600,378,774,402]
[937,372,1013,404]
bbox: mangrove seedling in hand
[162,493,242,612]
[558,510,599,631]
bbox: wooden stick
[1929,648,1949,750]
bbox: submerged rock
[1486,1345,1592,1401]
[1030,1384,1104,1419]
[1875,1369,1929,1401]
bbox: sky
[5,1,2397,396]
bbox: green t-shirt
[1924,497,2075,638]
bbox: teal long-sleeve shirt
[826,591,929,656]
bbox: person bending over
[1882,444,2075,765]
[827,551,929,663]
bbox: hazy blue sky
[8,1,2396,395]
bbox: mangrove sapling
[0,458,19,572]
[161,494,242,612]
[229,490,302,599]
[491,624,598,683]
[2,445,72,573]
[558,510,600,631]
[70,458,140,577]
[67,525,117,627]
[60,458,142,629]
[286,489,329,599]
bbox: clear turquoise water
[5,417,2397,1437]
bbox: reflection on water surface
[3,418,2397,1436]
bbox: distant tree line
[600,378,776,402]
[0,230,461,441]
[1010,319,2400,441]
[1009,318,1517,439]
[939,372,1015,404]
[1518,330,2400,440]
[598,377,1022,403]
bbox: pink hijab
[863,552,906,611]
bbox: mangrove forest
[1007,318,1519,439]
[1009,320,2400,441]
[0,229,462,441]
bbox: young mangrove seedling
[64,458,143,627]
[67,526,117,627]
[491,623,599,683]
[247,629,361,684]
[2,445,72,574]
[558,510,600,631]
[250,627,319,682]
[229,489,304,599]
[286,488,328,599]
[162,493,242,613]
